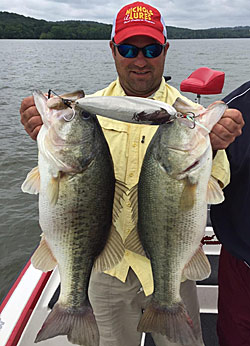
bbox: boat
[0,225,221,346]
[0,67,224,346]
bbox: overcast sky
[0,0,249,29]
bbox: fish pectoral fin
[124,228,146,257]
[93,226,125,272]
[182,245,211,281]
[180,180,197,211]
[47,173,62,205]
[31,234,57,271]
[35,301,99,345]
[21,166,40,194]
[207,176,225,204]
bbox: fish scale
[22,91,116,346]
[138,144,205,305]
[37,135,114,344]
[137,99,227,345]
[21,92,227,345]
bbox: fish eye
[81,111,91,120]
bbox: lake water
[0,38,249,302]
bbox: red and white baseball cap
[111,2,167,44]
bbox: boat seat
[180,67,225,95]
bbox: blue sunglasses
[113,42,167,59]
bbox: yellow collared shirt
[89,77,229,296]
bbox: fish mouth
[181,160,200,173]
[166,146,207,176]
[178,145,211,176]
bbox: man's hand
[20,96,43,140]
[210,108,244,151]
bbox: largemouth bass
[136,98,227,345]
[21,90,116,345]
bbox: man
[20,2,244,346]
[210,82,250,346]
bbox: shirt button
[129,173,134,177]
[127,202,131,207]
[132,143,137,147]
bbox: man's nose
[134,51,147,67]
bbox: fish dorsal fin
[47,173,61,206]
[112,181,138,223]
[182,245,211,281]
[31,234,57,271]
[112,180,127,223]
[127,184,138,223]
[180,179,197,211]
[21,166,40,194]
[93,225,125,272]
[207,176,225,204]
[124,228,146,257]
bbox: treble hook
[179,111,196,129]
[186,113,196,129]
[48,89,73,109]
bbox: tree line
[1,11,250,40]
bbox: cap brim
[114,26,165,44]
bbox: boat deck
[1,227,221,346]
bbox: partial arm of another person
[210,108,244,190]
[209,108,244,151]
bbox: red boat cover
[180,67,225,95]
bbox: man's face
[110,35,169,98]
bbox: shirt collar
[115,77,167,101]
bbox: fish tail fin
[35,301,99,346]
[137,301,198,345]
[31,234,57,271]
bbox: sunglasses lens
[118,45,138,58]
[144,44,163,58]
[116,43,164,58]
